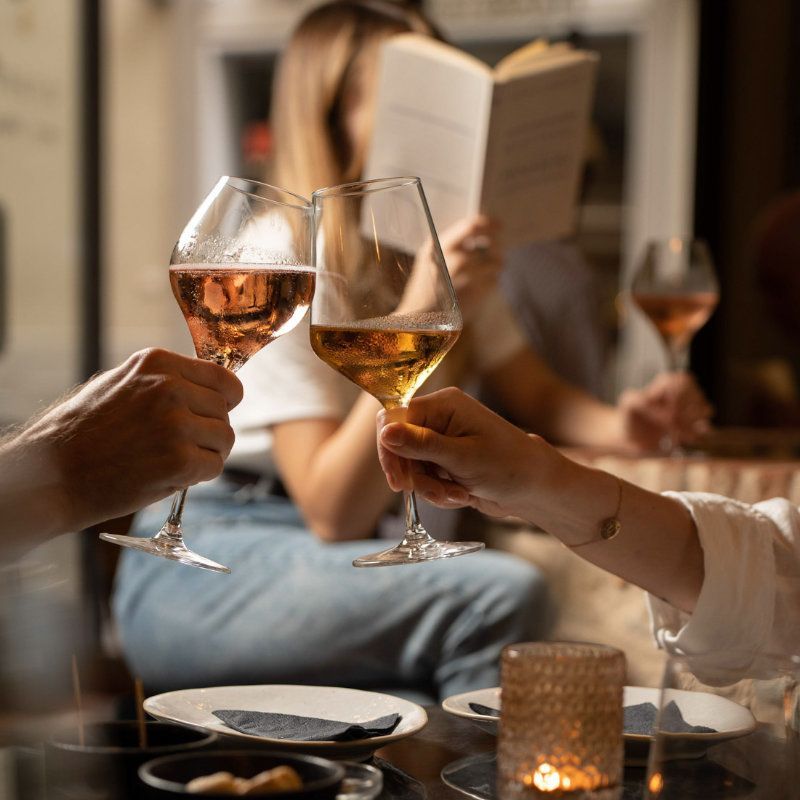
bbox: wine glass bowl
[631,237,719,372]
[100,177,313,573]
[309,176,483,567]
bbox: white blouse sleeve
[647,491,800,666]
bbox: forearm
[0,431,70,551]
[281,395,396,541]
[531,381,627,448]
[516,438,704,612]
[485,350,628,448]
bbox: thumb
[380,422,453,470]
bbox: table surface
[373,706,648,800]
[375,707,798,800]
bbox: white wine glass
[631,237,719,373]
[309,176,484,567]
[100,177,314,573]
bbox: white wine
[310,314,459,407]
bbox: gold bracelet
[564,473,623,549]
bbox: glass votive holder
[497,642,625,800]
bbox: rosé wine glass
[100,177,314,573]
[631,237,719,373]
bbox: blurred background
[0,0,798,777]
[3,0,799,431]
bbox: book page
[363,34,494,240]
[481,53,598,247]
[494,39,563,77]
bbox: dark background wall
[694,0,800,425]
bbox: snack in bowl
[186,765,304,795]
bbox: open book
[363,34,599,248]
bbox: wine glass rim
[224,176,311,210]
[312,176,420,200]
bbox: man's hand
[2,348,243,538]
[618,371,713,452]
[377,387,540,519]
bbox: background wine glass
[631,237,719,453]
[100,177,314,573]
[631,237,719,373]
[309,176,484,567]
[645,653,800,800]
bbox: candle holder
[497,642,625,799]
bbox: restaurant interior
[0,0,799,797]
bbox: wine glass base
[353,540,485,568]
[98,533,231,574]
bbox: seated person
[378,387,799,673]
[111,0,711,698]
[0,348,241,552]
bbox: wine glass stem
[153,488,188,542]
[403,490,428,542]
[668,342,690,372]
[153,355,237,544]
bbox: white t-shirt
[227,288,526,476]
[648,491,800,670]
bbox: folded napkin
[468,703,501,718]
[624,700,717,736]
[212,709,401,742]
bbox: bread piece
[241,766,304,795]
[186,771,239,794]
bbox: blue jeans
[112,479,550,701]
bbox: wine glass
[99,177,314,573]
[631,237,719,373]
[309,176,484,567]
[645,652,800,800]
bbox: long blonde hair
[271,1,438,200]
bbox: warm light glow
[532,764,564,792]
[648,771,664,795]
[668,236,683,254]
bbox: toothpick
[71,654,85,747]
[135,677,148,748]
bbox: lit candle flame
[648,771,664,795]
[532,763,570,792]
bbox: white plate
[144,685,428,759]
[441,687,500,735]
[442,685,756,744]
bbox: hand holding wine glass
[309,176,484,567]
[100,177,314,573]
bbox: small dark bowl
[139,750,345,799]
[46,721,218,800]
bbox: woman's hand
[618,371,713,452]
[439,215,503,321]
[377,387,541,518]
[404,215,503,322]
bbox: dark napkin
[212,709,401,742]
[624,700,717,736]
[468,703,501,718]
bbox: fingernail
[382,426,405,446]
[422,490,439,503]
